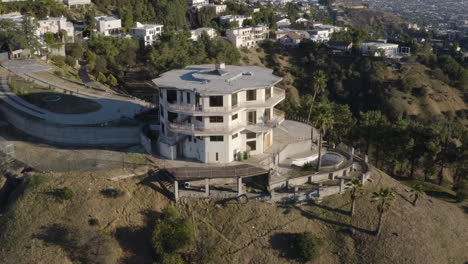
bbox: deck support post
[174,180,179,202]
[205,178,210,197]
[237,177,243,196]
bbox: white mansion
[153,63,286,163]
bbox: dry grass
[0,158,467,264]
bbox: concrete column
[351,147,355,155]
[339,178,345,193]
[364,155,368,163]
[205,178,210,197]
[174,180,179,202]
[237,177,243,196]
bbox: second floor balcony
[167,109,286,135]
[166,87,285,116]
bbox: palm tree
[347,178,363,217]
[371,187,395,236]
[313,103,334,170]
[306,70,327,124]
[410,184,425,206]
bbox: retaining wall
[0,103,141,145]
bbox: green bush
[88,218,100,226]
[51,55,66,68]
[302,161,316,171]
[292,232,321,263]
[152,206,194,263]
[237,151,243,161]
[54,70,64,77]
[97,72,107,83]
[56,187,74,201]
[100,188,125,198]
[243,151,250,160]
[65,56,76,67]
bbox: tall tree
[313,103,335,170]
[347,178,363,217]
[306,70,327,124]
[371,187,395,236]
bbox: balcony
[167,108,286,135]
[166,87,285,115]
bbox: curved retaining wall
[0,103,141,145]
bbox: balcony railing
[166,87,285,115]
[167,108,285,135]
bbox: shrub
[97,72,107,83]
[292,232,321,263]
[51,55,66,68]
[53,70,64,77]
[65,56,76,67]
[302,161,316,171]
[243,151,250,160]
[152,206,194,262]
[237,152,243,161]
[100,188,125,198]
[107,74,118,86]
[88,218,100,226]
[56,187,74,201]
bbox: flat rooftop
[152,64,282,95]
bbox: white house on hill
[131,22,163,46]
[95,16,122,36]
[190,27,217,41]
[153,63,286,163]
[226,25,269,48]
[37,16,75,42]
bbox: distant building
[63,0,91,6]
[95,16,122,36]
[204,4,227,14]
[361,41,400,58]
[131,22,163,47]
[219,15,252,27]
[326,40,353,55]
[309,25,346,42]
[226,25,269,48]
[276,31,303,47]
[190,27,217,41]
[276,18,291,29]
[37,16,75,42]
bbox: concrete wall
[0,103,141,145]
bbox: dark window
[209,96,223,107]
[247,90,256,101]
[265,87,271,99]
[232,113,238,120]
[196,116,202,122]
[209,116,223,123]
[246,132,256,139]
[216,152,219,161]
[168,111,178,122]
[188,136,192,142]
[196,136,203,140]
[160,105,164,118]
[247,111,256,124]
[210,136,224,142]
[247,141,256,151]
[186,92,191,104]
[232,133,238,139]
[231,93,238,106]
[167,90,177,104]
[161,123,165,136]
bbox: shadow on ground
[114,210,160,264]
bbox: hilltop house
[226,25,269,48]
[219,15,252,27]
[131,22,163,47]
[95,15,122,36]
[36,16,75,42]
[276,31,304,47]
[153,63,285,163]
[361,41,400,58]
[190,27,217,41]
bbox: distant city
[343,0,468,34]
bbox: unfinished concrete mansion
[154,63,285,163]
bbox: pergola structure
[164,164,269,201]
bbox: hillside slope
[1,159,467,263]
